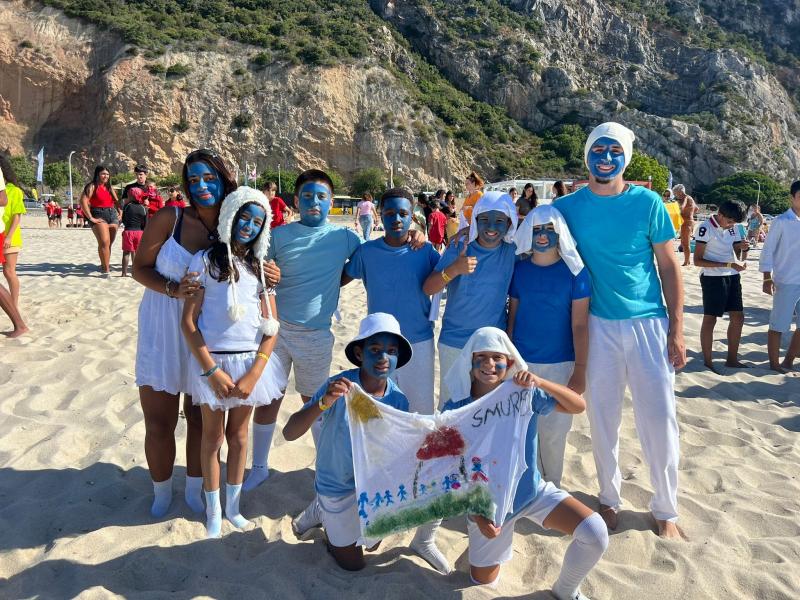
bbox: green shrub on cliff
[700,172,790,214]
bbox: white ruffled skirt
[190,352,288,411]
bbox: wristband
[441,269,452,284]
[165,279,175,298]
[201,365,219,377]
[256,352,270,362]
[764,277,772,282]
[725,262,732,269]
[318,398,332,411]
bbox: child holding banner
[437,328,607,597]
[283,313,412,571]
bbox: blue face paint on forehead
[297,181,331,227]
[381,197,413,239]
[587,136,626,181]
[360,332,400,380]
[532,224,559,253]
[233,203,267,245]
[476,210,510,248]
[187,162,223,207]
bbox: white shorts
[467,480,570,568]
[769,283,800,333]
[273,320,334,397]
[437,341,463,409]
[392,338,435,414]
[319,492,362,548]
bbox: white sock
[243,423,275,491]
[150,477,173,518]
[205,488,222,538]
[410,520,452,574]
[552,513,608,600]
[225,483,251,529]
[184,476,205,513]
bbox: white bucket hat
[344,312,413,369]
[216,186,279,337]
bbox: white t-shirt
[190,250,273,351]
[695,215,742,276]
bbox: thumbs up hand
[451,239,477,276]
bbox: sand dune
[1,219,799,599]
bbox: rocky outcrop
[0,1,470,189]
[370,0,800,187]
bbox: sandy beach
[1,217,799,599]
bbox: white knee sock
[552,513,608,600]
[150,476,173,518]
[225,483,251,529]
[184,475,205,513]
[243,423,275,491]
[410,520,452,574]
[204,488,222,538]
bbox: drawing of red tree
[413,426,469,498]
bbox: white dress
[135,208,195,395]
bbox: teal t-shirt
[267,222,361,329]
[554,185,674,320]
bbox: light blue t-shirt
[435,240,516,348]
[305,368,409,497]
[554,185,674,320]
[442,386,556,518]
[268,222,361,330]
[344,238,440,344]
[509,259,591,364]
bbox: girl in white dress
[181,186,285,538]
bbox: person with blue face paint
[436,327,604,596]
[423,191,518,408]
[284,313,412,572]
[182,187,282,538]
[509,204,591,490]
[246,169,362,493]
[554,122,685,539]
[341,187,446,571]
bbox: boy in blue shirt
[283,313,412,571]
[509,204,591,488]
[245,169,361,491]
[435,328,606,597]
[554,122,685,539]
[423,191,518,406]
[343,187,440,414]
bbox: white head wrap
[216,186,280,336]
[468,191,518,244]
[443,327,527,403]
[513,204,585,276]
[584,122,636,170]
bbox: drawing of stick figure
[471,456,489,482]
[398,485,408,501]
[420,483,427,496]
[372,492,383,509]
[384,490,394,505]
[358,492,369,519]
[443,475,452,491]
[450,473,461,490]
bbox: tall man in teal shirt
[555,122,686,539]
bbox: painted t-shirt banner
[345,380,533,539]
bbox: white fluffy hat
[216,186,280,336]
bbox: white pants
[528,361,575,489]
[586,316,679,522]
[437,342,462,408]
[392,338,435,414]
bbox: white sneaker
[292,497,322,539]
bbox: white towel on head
[584,122,635,169]
[468,191,518,244]
[444,327,527,403]
[513,205,585,276]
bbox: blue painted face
[233,203,266,245]
[186,161,223,207]
[381,197,413,238]
[471,352,509,384]
[587,136,626,181]
[532,224,559,253]
[297,181,332,227]
[476,210,510,247]
[359,333,400,380]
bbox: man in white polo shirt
[760,181,800,374]
[693,200,749,374]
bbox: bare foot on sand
[769,363,799,376]
[657,519,686,540]
[725,360,750,369]
[704,361,723,375]
[599,504,618,530]
[2,326,29,338]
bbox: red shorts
[0,234,4,264]
[122,229,143,252]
